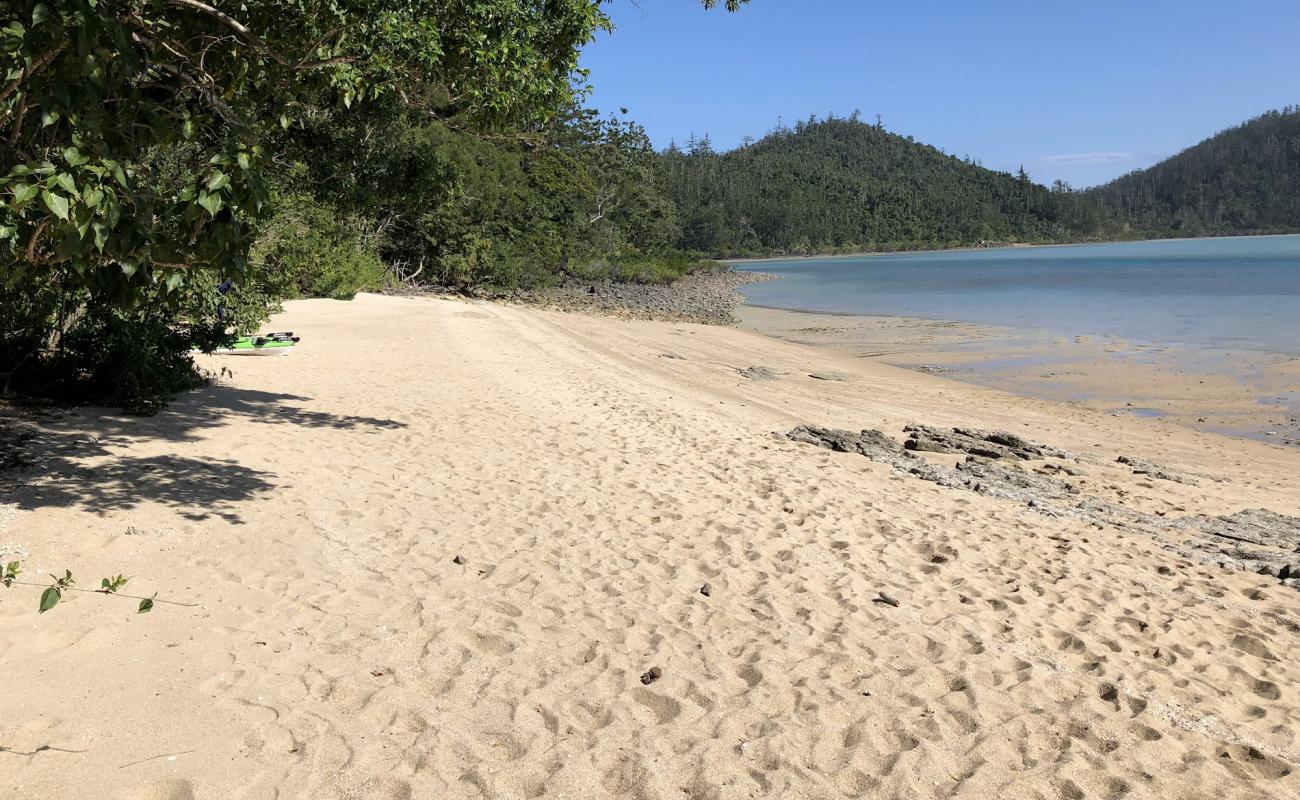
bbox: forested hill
[1087,108,1300,236]
[660,115,1116,257]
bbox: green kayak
[203,332,300,356]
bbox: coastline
[738,303,1300,447]
[721,231,1300,265]
[3,292,1300,796]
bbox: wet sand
[739,305,1300,447]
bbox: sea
[736,235,1300,354]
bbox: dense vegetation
[659,114,1118,256]
[1087,107,1300,236]
[0,0,744,411]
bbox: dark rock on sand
[808,372,849,382]
[700,582,713,597]
[494,270,779,326]
[452,554,466,565]
[738,366,781,381]
[903,425,1071,460]
[875,592,900,607]
[1117,455,1199,485]
[786,423,1300,591]
[640,667,663,685]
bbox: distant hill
[659,115,1116,257]
[1088,107,1300,237]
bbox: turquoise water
[737,235,1300,354]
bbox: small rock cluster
[787,424,1300,591]
[499,270,779,325]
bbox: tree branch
[0,44,67,115]
[163,0,281,62]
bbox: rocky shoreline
[396,269,779,326]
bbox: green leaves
[2,561,166,616]
[197,191,224,217]
[52,172,77,196]
[37,570,74,613]
[100,574,128,593]
[11,183,39,206]
[39,586,61,613]
[41,189,68,220]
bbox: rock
[452,555,466,565]
[639,667,663,685]
[902,425,1070,460]
[699,582,713,597]
[660,352,686,360]
[808,372,849,382]
[738,366,781,381]
[494,270,780,326]
[1116,455,1198,485]
[788,422,1300,590]
[875,592,900,607]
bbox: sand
[2,293,1299,799]
[738,305,1300,446]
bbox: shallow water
[737,235,1300,354]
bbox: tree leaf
[138,598,153,614]
[41,190,69,220]
[207,171,229,192]
[32,4,50,25]
[63,147,89,167]
[197,191,223,217]
[53,172,77,196]
[12,183,39,205]
[39,587,61,613]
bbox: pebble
[700,582,713,597]
[640,667,663,685]
[875,592,900,607]
[452,555,466,565]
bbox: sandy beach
[3,292,1299,799]
[739,305,1300,447]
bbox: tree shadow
[1,385,407,524]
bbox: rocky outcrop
[903,424,1071,460]
[493,270,778,325]
[787,423,1300,591]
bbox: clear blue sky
[581,0,1300,187]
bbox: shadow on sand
[1,385,406,524]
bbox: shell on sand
[2,293,1298,798]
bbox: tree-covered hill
[660,115,1117,257]
[1088,107,1300,236]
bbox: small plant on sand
[2,561,179,615]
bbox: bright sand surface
[3,293,1300,798]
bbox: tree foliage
[1088,107,1300,236]
[1,0,613,302]
[660,115,1117,256]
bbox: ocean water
[737,235,1300,354]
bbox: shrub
[250,196,389,300]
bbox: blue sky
[581,0,1300,187]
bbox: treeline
[1087,107,1300,236]
[1,1,739,412]
[658,114,1118,257]
[256,104,692,298]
